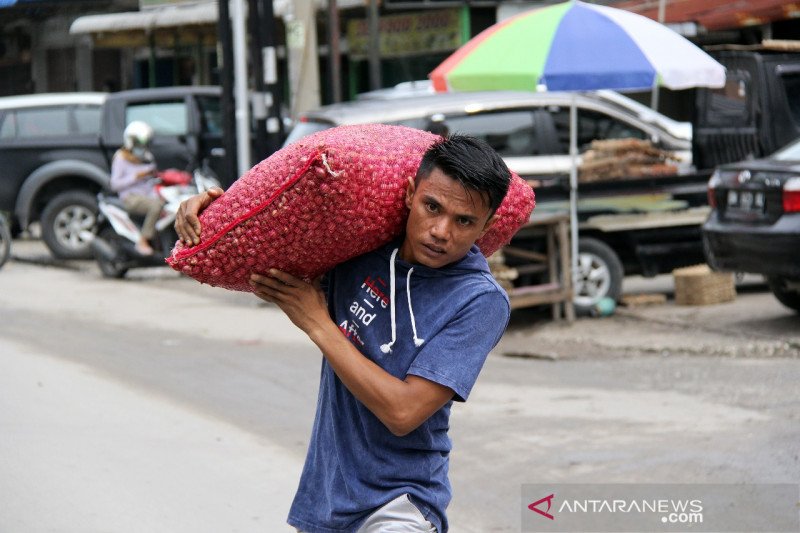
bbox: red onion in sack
[168,124,535,292]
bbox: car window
[73,105,102,135]
[126,101,188,136]
[441,111,539,156]
[14,106,70,138]
[0,113,15,139]
[196,96,222,136]
[283,120,333,146]
[551,107,646,151]
[702,71,751,127]
[779,71,800,130]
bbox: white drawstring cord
[380,248,398,354]
[406,267,425,347]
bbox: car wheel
[94,228,129,279]
[573,237,624,315]
[767,276,800,314]
[40,191,98,259]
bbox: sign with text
[522,484,800,532]
[347,9,462,59]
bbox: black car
[702,138,800,313]
[0,87,227,258]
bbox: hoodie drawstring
[380,248,425,354]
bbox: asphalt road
[1,242,798,532]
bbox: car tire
[573,237,624,315]
[40,191,98,259]
[767,276,800,314]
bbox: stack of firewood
[579,139,679,183]
[487,251,518,292]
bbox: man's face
[399,167,496,269]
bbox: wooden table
[502,212,575,322]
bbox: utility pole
[367,0,381,91]
[260,0,285,154]
[327,0,342,103]
[248,0,269,161]
[231,0,252,177]
[651,0,667,111]
[216,0,237,185]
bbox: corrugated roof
[612,0,799,31]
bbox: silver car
[284,88,693,181]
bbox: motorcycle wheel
[0,213,11,269]
[95,228,129,279]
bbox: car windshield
[772,137,800,161]
[283,120,332,146]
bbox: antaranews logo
[523,483,800,533]
[528,494,555,520]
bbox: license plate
[728,189,764,211]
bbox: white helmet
[123,121,154,151]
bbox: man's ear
[479,214,498,239]
[405,176,416,210]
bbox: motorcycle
[88,164,220,278]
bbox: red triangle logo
[528,493,555,520]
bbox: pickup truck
[0,86,229,259]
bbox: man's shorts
[296,493,437,533]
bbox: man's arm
[250,269,455,437]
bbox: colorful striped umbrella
[429,0,724,305]
[430,0,725,93]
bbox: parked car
[702,137,800,313]
[0,86,228,259]
[285,88,694,179]
[284,88,709,313]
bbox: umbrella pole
[569,93,579,299]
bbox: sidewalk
[498,275,800,360]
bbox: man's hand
[250,270,330,336]
[252,269,454,437]
[175,187,224,245]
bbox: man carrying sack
[175,135,513,533]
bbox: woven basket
[673,264,736,306]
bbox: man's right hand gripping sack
[167,124,536,291]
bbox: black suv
[0,87,227,259]
[703,137,800,313]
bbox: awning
[70,0,368,37]
[612,0,800,31]
[70,1,217,35]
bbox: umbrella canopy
[430,0,725,93]
[429,0,725,309]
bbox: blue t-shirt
[287,241,510,533]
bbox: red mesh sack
[167,124,535,292]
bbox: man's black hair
[415,134,511,215]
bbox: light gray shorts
[296,494,437,533]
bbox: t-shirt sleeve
[406,289,509,402]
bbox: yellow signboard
[347,9,462,59]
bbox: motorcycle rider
[110,121,163,256]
